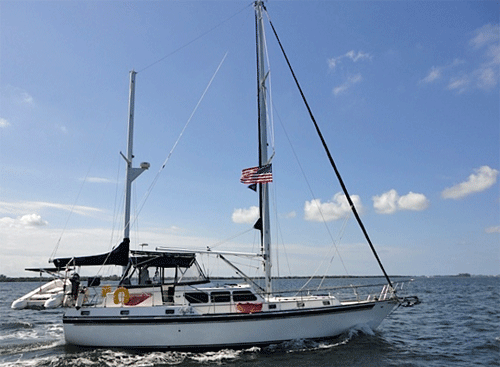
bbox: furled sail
[52,239,130,268]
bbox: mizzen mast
[121,70,149,241]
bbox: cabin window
[268,304,277,309]
[233,291,258,302]
[185,292,209,304]
[211,291,231,303]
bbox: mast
[122,70,149,241]
[255,1,272,296]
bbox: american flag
[240,164,273,184]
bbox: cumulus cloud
[441,166,499,199]
[232,206,259,224]
[0,213,48,228]
[304,193,363,222]
[373,189,430,214]
[0,118,10,128]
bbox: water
[1,277,498,366]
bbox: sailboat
[61,1,412,349]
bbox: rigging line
[318,213,351,290]
[109,156,123,249]
[272,103,350,280]
[50,120,115,262]
[260,13,275,152]
[137,3,252,74]
[263,6,394,288]
[208,227,254,250]
[129,52,228,228]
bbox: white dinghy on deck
[11,275,73,310]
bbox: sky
[1,1,498,278]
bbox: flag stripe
[240,164,273,184]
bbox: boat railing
[279,281,409,302]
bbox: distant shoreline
[0,273,497,282]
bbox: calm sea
[0,277,498,366]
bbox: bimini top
[52,239,130,269]
[129,250,196,269]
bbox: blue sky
[1,1,498,278]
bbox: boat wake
[0,323,63,344]
[0,328,384,367]
[347,323,376,338]
[0,340,63,356]
[0,322,34,331]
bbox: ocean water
[0,277,498,366]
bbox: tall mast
[255,1,272,295]
[122,70,149,241]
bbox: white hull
[63,299,398,349]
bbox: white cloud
[0,118,10,128]
[85,177,113,184]
[21,92,34,105]
[0,213,48,228]
[328,50,370,96]
[485,226,500,234]
[333,84,349,96]
[470,24,499,49]
[420,60,465,85]
[304,192,363,222]
[447,76,469,93]
[373,189,399,214]
[421,66,442,83]
[333,74,362,96]
[373,189,430,214]
[421,23,499,93]
[398,192,430,211]
[284,211,296,219]
[232,206,259,224]
[474,41,500,90]
[328,50,372,71]
[346,50,372,62]
[4,86,35,106]
[442,166,499,199]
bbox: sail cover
[52,239,130,268]
[129,251,196,268]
